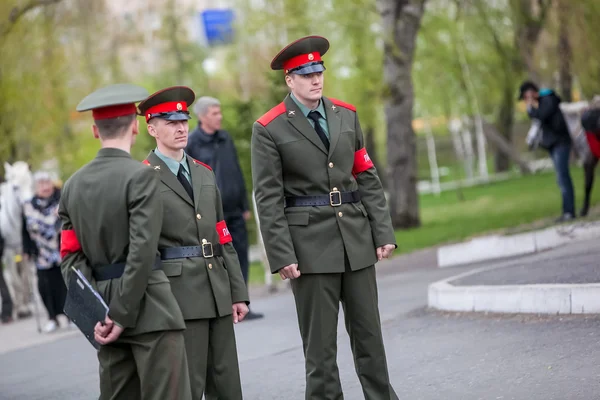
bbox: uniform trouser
[290,264,398,400]
[183,316,243,400]
[225,214,249,284]
[3,248,32,315]
[97,330,192,400]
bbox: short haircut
[94,113,136,139]
[193,96,220,117]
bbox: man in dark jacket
[186,96,263,320]
[519,81,575,222]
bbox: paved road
[2,245,600,400]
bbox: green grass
[248,167,600,284]
[395,167,600,253]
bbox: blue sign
[200,9,235,46]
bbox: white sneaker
[43,320,58,333]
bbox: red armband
[216,220,232,245]
[60,229,81,258]
[352,147,374,175]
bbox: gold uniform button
[208,263,213,269]
[196,213,201,220]
[328,162,334,168]
[338,212,343,217]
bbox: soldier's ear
[131,119,139,136]
[92,124,100,139]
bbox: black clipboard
[63,267,109,350]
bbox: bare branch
[1,0,62,38]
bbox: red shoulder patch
[191,158,212,171]
[329,98,357,112]
[257,102,286,127]
[142,159,150,165]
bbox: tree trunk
[481,119,532,174]
[376,0,426,229]
[557,0,572,102]
[494,83,514,172]
[365,127,386,190]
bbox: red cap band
[283,52,322,73]
[92,104,137,120]
[145,101,188,122]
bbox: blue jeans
[549,142,575,216]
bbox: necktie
[177,164,194,201]
[307,111,329,151]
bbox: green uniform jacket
[58,148,186,336]
[145,151,249,320]
[251,95,397,274]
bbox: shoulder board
[257,102,286,126]
[142,159,150,165]
[329,98,357,112]
[191,158,212,171]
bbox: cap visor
[292,64,326,75]
[157,112,191,121]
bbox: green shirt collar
[290,92,327,120]
[154,148,190,177]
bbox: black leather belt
[93,256,162,281]
[285,190,360,207]
[159,242,223,260]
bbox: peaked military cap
[137,86,196,123]
[271,35,329,75]
[76,83,149,120]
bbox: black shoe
[244,310,264,321]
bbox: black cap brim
[158,112,192,121]
[292,63,326,75]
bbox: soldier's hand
[94,316,113,338]
[279,263,301,280]
[95,316,124,345]
[376,244,396,261]
[232,302,249,324]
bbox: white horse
[0,161,35,319]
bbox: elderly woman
[22,171,66,333]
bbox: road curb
[437,221,600,268]
[428,266,600,315]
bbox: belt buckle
[201,239,214,258]
[329,188,342,207]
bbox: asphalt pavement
[2,246,600,400]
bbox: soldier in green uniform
[58,84,192,400]
[251,36,399,399]
[137,86,249,400]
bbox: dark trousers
[37,265,67,320]
[290,262,398,400]
[225,214,249,284]
[549,142,575,216]
[183,317,243,400]
[0,268,13,320]
[98,330,192,400]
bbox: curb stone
[437,220,600,268]
[428,264,600,315]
